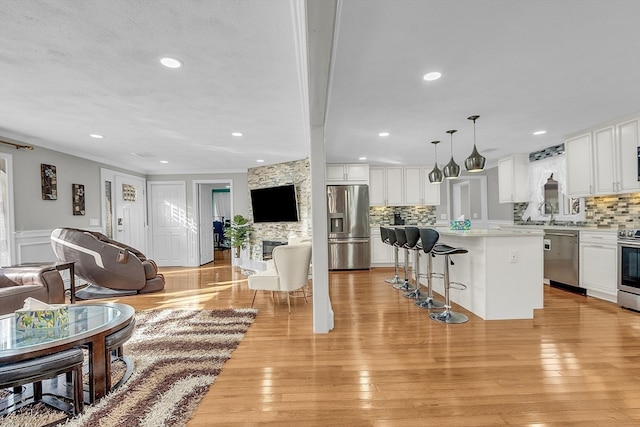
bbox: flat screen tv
[250,184,299,223]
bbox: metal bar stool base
[402,288,423,299]
[385,276,401,284]
[429,310,468,324]
[414,297,445,309]
[393,281,415,291]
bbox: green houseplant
[227,214,253,258]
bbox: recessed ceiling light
[231,132,243,137]
[160,160,169,164]
[160,57,182,68]
[533,130,547,135]
[423,72,442,81]
[378,132,390,137]
[359,157,367,160]
[90,134,104,139]
[225,185,230,188]
[257,159,265,163]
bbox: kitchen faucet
[539,201,555,224]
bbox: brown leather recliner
[0,266,65,315]
[50,228,164,295]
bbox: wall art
[72,183,85,215]
[41,163,57,200]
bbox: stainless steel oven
[618,228,640,312]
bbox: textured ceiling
[0,0,307,173]
[1,1,639,174]
[326,0,640,167]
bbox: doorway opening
[194,180,233,266]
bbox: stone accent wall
[369,205,436,226]
[247,158,311,260]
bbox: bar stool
[384,227,401,285]
[392,228,415,291]
[402,227,423,299]
[413,228,445,309]
[429,243,469,324]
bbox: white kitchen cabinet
[498,154,530,203]
[370,227,391,265]
[368,166,440,207]
[615,117,640,193]
[403,167,422,205]
[593,126,616,194]
[580,231,617,303]
[566,114,639,197]
[422,167,441,206]
[369,167,386,206]
[565,133,594,197]
[385,167,404,205]
[326,164,369,184]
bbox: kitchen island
[419,228,544,320]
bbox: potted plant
[228,214,253,259]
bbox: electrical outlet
[509,250,518,263]
[440,214,447,220]
[89,218,99,226]
[473,212,478,219]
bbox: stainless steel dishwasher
[543,230,582,292]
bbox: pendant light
[464,115,486,172]
[443,129,460,179]
[428,140,443,184]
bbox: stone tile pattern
[585,193,640,228]
[247,158,311,260]
[369,205,436,226]
[528,143,564,161]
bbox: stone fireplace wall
[247,158,312,260]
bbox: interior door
[149,182,188,266]
[198,184,214,265]
[114,174,146,253]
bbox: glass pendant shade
[443,130,460,179]
[428,140,443,183]
[464,115,486,172]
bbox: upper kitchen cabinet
[326,164,369,184]
[369,166,440,206]
[614,117,640,193]
[498,154,529,203]
[566,114,640,197]
[565,133,593,196]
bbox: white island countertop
[434,227,544,237]
[417,227,544,320]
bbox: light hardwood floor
[106,251,640,426]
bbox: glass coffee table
[0,302,135,404]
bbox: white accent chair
[248,243,312,313]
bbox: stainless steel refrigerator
[327,185,370,270]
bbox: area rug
[1,308,258,427]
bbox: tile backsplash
[370,206,436,226]
[514,193,640,228]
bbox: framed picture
[41,164,57,200]
[72,184,85,215]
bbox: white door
[198,184,214,265]
[114,174,146,253]
[149,182,188,266]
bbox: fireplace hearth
[262,240,287,260]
